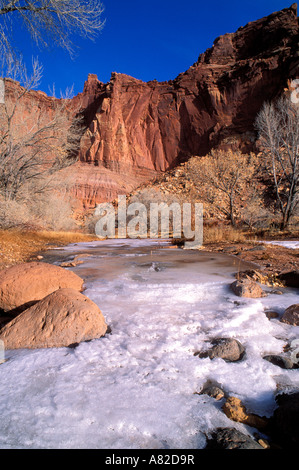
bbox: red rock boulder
[0,262,84,312]
[0,288,108,349]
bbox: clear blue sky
[7,0,295,95]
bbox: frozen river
[0,239,298,449]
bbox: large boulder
[281,304,299,326]
[0,262,84,312]
[0,288,107,349]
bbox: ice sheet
[0,239,298,449]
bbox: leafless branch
[0,60,85,201]
[255,95,299,229]
[0,0,105,56]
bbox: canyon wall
[4,4,299,208]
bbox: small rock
[281,304,299,326]
[60,260,84,267]
[222,396,269,431]
[270,289,283,295]
[263,354,295,370]
[247,245,266,251]
[222,397,248,423]
[199,383,225,401]
[60,254,86,267]
[230,279,265,298]
[257,438,270,449]
[205,428,264,449]
[265,310,280,320]
[195,338,245,362]
[222,246,238,253]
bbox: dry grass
[0,229,97,269]
[202,225,252,244]
[185,223,299,246]
[173,225,256,247]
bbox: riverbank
[0,230,98,269]
[203,240,299,280]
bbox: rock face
[0,262,84,312]
[0,288,108,349]
[4,5,299,208]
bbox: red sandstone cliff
[3,4,299,208]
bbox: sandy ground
[203,241,299,279]
[0,230,98,270]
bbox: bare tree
[189,149,260,227]
[255,95,299,229]
[0,58,84,202]
[0,2,103,229]
[0,0,105,56]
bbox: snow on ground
[0,239,298,449]
[263,240,299,249]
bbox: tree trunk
[280,211,290,231]
[229,197,236,227]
